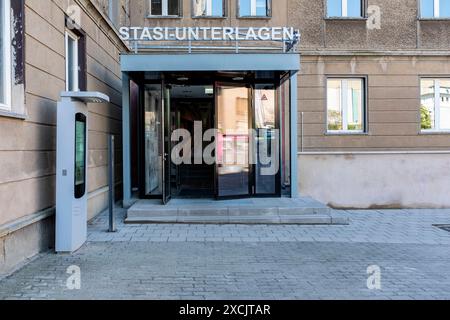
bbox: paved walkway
[1,208,450,299]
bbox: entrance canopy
[121,53,300,207]
[121,53,300,72]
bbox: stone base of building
[299,151,450,209]
[0,209,55,277]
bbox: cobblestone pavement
[1,208,450,300]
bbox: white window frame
[326,78,366,134]
[148,0,180,17]
[421,78,450,132]
[327,0,363,18]
[65,30,80,92]
[0,0,12,111]
[238,0,270,17]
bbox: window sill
[192,16,227,19]
[324,17,368,21]
[420,130,450,135]
[237,16,272,20]
[418,18,450,21]
[0,109,27,120]
[146,15,183,19]
[325,131,368,136]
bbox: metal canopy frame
[121,53,300,207]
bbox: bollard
[108,135,117,232]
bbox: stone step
[124,198,348,225]
[127,206,331,218]
[125,214,348,225]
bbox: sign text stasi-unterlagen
[119,26,299,42]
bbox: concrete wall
[299,152,450,209]
[0,0,127,276]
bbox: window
[421,0,450,18]
[327,0,363,18]
[108,0,120,26]
[193,0,225,17]
[421,79,450,131]
[149,0,181,16]
[0,0,11,110]
[65,30,79,91]
[65,17,86,92]
[327,78,365,133]
[238,0,271,17]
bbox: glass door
[215,83,252,198]
[254,84,280,196]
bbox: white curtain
[195,0,207,16]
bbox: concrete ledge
[0,207,54,238]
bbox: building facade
[0,0,129,275]
[1,0,449,274]
[120,0,450,209]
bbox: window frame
[148,0,182,18]
[237,0,272,18]
[65,29,80,92]
[419,0,450,19]
[420,77,450,133]
[192,0,227,18]
[325,76,368,135]
[0,0,12,111]
[325,0,366,19]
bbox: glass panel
[439,79,450,130]
[67,37,74,91]
[216,84,250,197]
[440,0,450,17]
[239,0,251,16]
[194,0,223,16]
[255,85,277,195]
[346,79,363,131]
[0,1,4,104]
[144,84,163,196]
[327,0,342,17]
[421,0,435,18]
[212,0,223,16]
[255,0,267,16]
[150,0,162,15]
[280,79,291,195]
[347,0,362,17]
[421,79,435,130]
[168,0,179,15]
[327,80,343,131]
[74,114,86,199]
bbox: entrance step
[125,197,349,225]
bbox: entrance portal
[138,71,292,204]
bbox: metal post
[108,135,116,232]
[301,112,304,153]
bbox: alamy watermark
[171,121,280,176]
[367,265,382,290]
[66,265,81,290]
